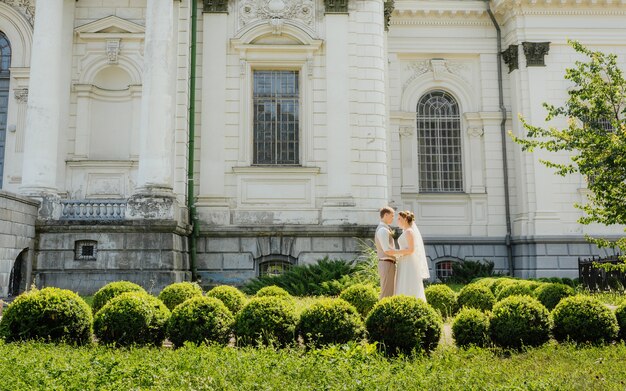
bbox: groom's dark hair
[379,206,394,218]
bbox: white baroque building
[0,0,624,295]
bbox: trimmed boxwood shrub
[94,292,170,347]
[297,298,366,347]
[452,307,490,348]
[457,285,496,312]
[158,282,203,311]
[166,296,234,347]
[424,284,457,318]
[492,278,518,296]
[206,285,247,315]
[92,281,146,314]
[534,283,575,310]
[616,301,626,341]
[365,295,442,356]
[339,284,378,317]
[0,288,92,345]
[496,282,534,302]
[234,296,299,347]
[551,295,618,344]
[471,278,500,293]
[489,295,551,350]
[255,286,291,298]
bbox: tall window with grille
[253,70,300,165]
[0,32,11,189]
[416,91,463,192]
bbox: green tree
[511,41,626,255]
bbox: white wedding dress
[395,223,430,302]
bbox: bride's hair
[398,210,415,224]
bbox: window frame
[416,90,464,194]
[251,68,302,166]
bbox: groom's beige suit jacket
[375,222,396,299]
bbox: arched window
[435,260,455,282]
[0,31,11,189]
[416,91,463,192]
[256,254,295,277]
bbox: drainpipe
[187,0,199,281]
[485,1,514,276]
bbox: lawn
[1,340,625,390]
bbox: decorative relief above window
[403,59,469,91]
[0,0,35,26]
[239,0,315,27]
[204,0,229,13]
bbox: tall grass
[1,340,626,390]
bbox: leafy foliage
[242,258,356,296]
[365,295,442,356]
[457,284,496,312]
[0,287,92,345]
[449,260,498,284]
[534,283,575,310]
[511,41,626,257]
[206,285,247,315]
[166,296,234,347]
[339,284,379,317]
[452,307,490,348]
[255,286,291,298]
[551,295,618,344]
[495,282,535,301]
[158,282,203,311]
[489,295,551,350]
[92,281,146,314]
[93,292,170,347]
[297,298,366,347]
[234,297,299,347]
[424,284,457,318]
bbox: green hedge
[0,288,92,345]
[167,296,234,347]
[94,292,170,347]
[206,285,247,315]
[551,295,618,344]
[339,284,379,317]
[158,282,203,311]
[234,297,299,347]
[457,284,496,312]
[452,307,490,348]
[425,284,457,318]
[92,281,146,314]
[297,298,365,347]
[366,295,442,356]
[489,295,551,350]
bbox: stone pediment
[75,16,145,40]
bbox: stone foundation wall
[35,224,190,295]
[0,191,39,297]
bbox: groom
[375,206,396,299]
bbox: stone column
[135,0,176,194]
[20,0,66,196]
[197,7,230,224]
[323,12,353,207]
[127,0,178,220]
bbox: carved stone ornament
[467,127,484,137]
[14,88,28,103]
[522,42,550,67]
[324,0,348,13]
[384,0,394,31]
[106,39,121,64]
[501,45,518,73]
[204,0,228,13]
[399,126,414,137]
[403,58,468,90]
[0,0,35,27]
[240,0,315,27]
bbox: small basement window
[75,240,98,261]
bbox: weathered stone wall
[35,223,190,295]
[0,191,39,297]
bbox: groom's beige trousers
[378,259,396,299]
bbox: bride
[386,211,430,302]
